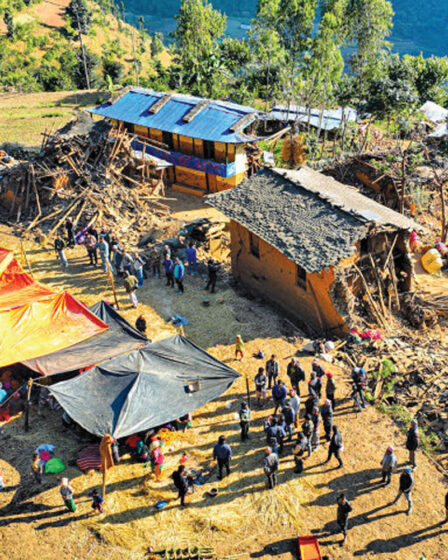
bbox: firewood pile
[0,115,171,247]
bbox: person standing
[311,406,321,451]
[205,259,218,293]
[289,389,300,427]
[380,446,397,486]
[174,258,185,294]
[239,401,251,441]
[65,217,75,248]
[164,256,174,288]
[406,419,419,469]
[213,435,232,480]
[325,372,336,411]
[96,236,110,273]
[150,247,161,278]
[123,271,139,308]
[254,367,267,407]
[336,494,352,546]
[162,244,171,260]
[308,372,322,400]
[312,358,326,379]
[54,234,68,268]
[293,432,307,474]
[121,250,134,275]
[266,354,279,389]
[149,441,165,482]
[287,358,305,396]
[90,489,104,514]
[135,314,147,335]
[172,465,189,507]
[272,380,287,415]
[133,252,146,288]
[60,478,77,513]
[392,468,414,515]
[30,453,43,484]
[185,243,197,275]
[85,233,97,266]
[325,425,343,468]
[321,400,333,442]
[110,246,123,276]
[302,417,313,457]
[235,335,244,360]
[351,366,367,409]
[264,416,286,455]
[282,400,296,441]
[263,447,279,489]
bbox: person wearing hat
[205,259,218,293]
[287,358,305,396]
[380,446,397,485]
[213,435,232,479]
[336,493,352,545]
[325,425,343,468]
[288,389,300,427]
[321,400,333,442]
[406,419,419,469]
[263,447,279,489]
[325,372,336,411]
[392,467,414,515]
[239,401,251,441]
[235,335,244,360]
[60,478,77,512]
[266,354,279,390]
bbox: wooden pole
[102,469,107,498]
[20,240,33,277]
[107,262,120,310]
[245,374,251,409]
[24,378,33,432]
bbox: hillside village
[1,1,448,560]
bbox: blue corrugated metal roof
[269,105,357,131]
[87,88,260,144]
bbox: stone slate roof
[206,167,420,273]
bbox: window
[203,140,215,160]
[162,130,174,150]
[249,232,260,258]
[297,264,307,290]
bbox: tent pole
[24,378,33,432]
[107,262,120,310]
[245,374,251,409]
[102,469,107,498]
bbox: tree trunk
[76,13,90,90]
[440,181,447,242]
[131,30,139,87]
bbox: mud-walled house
[88,87,269,196]
[207,166,423,336]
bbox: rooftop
[206,167,421,273]
[87,88,261,144]
[269,105,357,131]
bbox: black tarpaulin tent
[48,335,240,438]
[22,301,148,375]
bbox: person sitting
[134,439,149,462]
[175,413,193,432]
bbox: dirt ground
[0,196,448,560]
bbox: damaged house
[207,166,423,336]
[87,88,269,196]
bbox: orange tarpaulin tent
[0,248,108,368]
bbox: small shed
[268,104,357,133]
[206,167,422,336]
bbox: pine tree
[4,11,14,39]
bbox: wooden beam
[183,100,209,122]
[148,94,173,114]
[229,112,256,132]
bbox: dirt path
[0,225,447,560]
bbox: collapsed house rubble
[0,113,172,246]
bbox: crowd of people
[53,219,220,309]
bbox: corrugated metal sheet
[269,105,357,131]
[87,88,260,144]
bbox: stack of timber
[0,115,171,247]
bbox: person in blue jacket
[185,242,197,275]
[272,380,287,415]
[174,257,185,294]
[164,256,174,288]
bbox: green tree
[151,32,164,57]
[103,59,124,84]
[345,0,394,94]
[67,0,92,88]
[4,11,15,38]
[120,1,126,21]
[138,15,145,33]
[407,54,448,106]
[249,0,285,108]
[74,48,100,89]
[172,0,227,97]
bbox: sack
[45,457,66,474]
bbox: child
[235,335,244,360]
[90,489,104,514]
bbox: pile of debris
[333,329,448,466]
[0,114,171,247]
